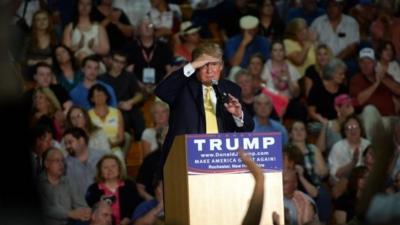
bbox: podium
[164,132,284,225]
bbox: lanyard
[137,39,156,65]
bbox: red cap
[334,94,355,107]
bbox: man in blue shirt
[252,92,289,145]
[224,15,270,68]
[70,55,117,110]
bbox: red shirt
[99,181,124,224]
[350,73,396,116]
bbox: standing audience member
[225,15,270,68]
[93,0,133,51]
[39,147,92,225]
[86,154,142,225]
[65,106,111,154]
[63,127,105,198]
[69,55,117,109]
[141,101,169,156]
[63,0,110,62]
[87,84,126,172]
[53,45,83,92]
[284,18,316,77]
[99,51,145,141]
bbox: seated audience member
[92,0,133,51]
[174,21,201,62]
[307,58,347,124]
[283,168,318,225]
[131,179,164,225]
[224,15,270,68]
[113,0,151,29]
[350,48,400,145]
[30,124,62,177]
[261,40,306,121]
[328,116,370,182]
[376,41,400,85]
[247,53,266,92]
[147,0,182,41]
[86,154,142,225]
[261,40,300,100]
[332,144,375,199]
[319,94,355,151]
[283,18,316,77]
[141,101,169,156]
[348,0,377,43]
[257,0,285,41]
[30,87,65,141]
[137,126,167,200]
[22,10,57,77]
[123,16,174,88]
[53,45,83,92]
[303,44,333,98]
[65,106,111,154]
[389,121,400,182]
[87,84,126,172]
[63,127,105,198]
[310,0,359,61]
[286,0,324,25]
[89,200,113,225]
[69,55,117,110]
[39,147,92,225]
[370,1,400,60]
[24,62,72,114]
[333,166,369,224]
[99,51,145,140]
[386,170,400,194]
[234,69,256,117]
[62,0,110,63]
[252,92,289,145]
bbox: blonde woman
[284,18,316,77]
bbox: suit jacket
[155,67,254,169]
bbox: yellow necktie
[204,87,219,133]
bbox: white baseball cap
[359,47,375,60]
[240,15,259,30]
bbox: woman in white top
[328,115,371,183]
[261,40,300,100]
[141,101,169,156]
[376,40,400,83]
[63,0,110,63]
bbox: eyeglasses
[113,57,126,65]
[346,124,359,131]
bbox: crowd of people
[8,0,400,224]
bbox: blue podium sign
[186,132,282,174]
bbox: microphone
[211,79,228,103]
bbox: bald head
[91,201,112,225]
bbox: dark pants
[121,107,145,141]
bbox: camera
[101,195,116,205]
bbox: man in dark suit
[155,42,254,170]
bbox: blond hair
[192,42,223,61]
